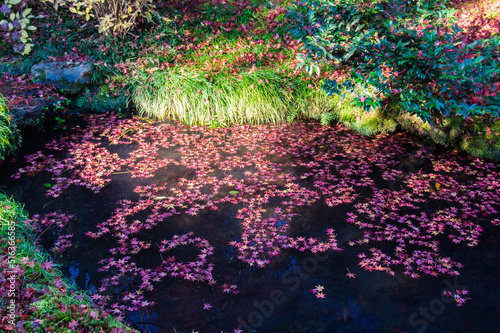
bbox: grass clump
[133,68,290,125]
[133,68,348,126]
[0,94,20,160]
[460,118,500,162]
[0,193,137,332]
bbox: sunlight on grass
[0,94,20,160]
[133,68,339,125]
[132,66,397,135]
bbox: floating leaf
[229,190,239,195]
[44,183,51,188]
[429,181,441,193]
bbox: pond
[1,113,500,333]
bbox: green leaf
[22,8,32,17]
[355,23,365,32]
[229,190,239,195]
[44,183,52,188]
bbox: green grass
[133,69,286,124]
[0,193,137,332]
[132,66,398,134]
[133,68,330,125]
[0,94,20,160]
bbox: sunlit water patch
[1,113,500,333]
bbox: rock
[31,61,93,95]
[0,74,67,129]
[9,101,50,129]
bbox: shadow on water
[1,114,499,333]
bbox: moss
[389,106,465,145]
[344,108,397,136]
[434,116,466,145]
[32,295,60,314]
[292,87,339,121]
[390,102,500,162]
[460,120,500,162]
[318,94,397,136]
[460,136,500,162]
[0,58,29,75]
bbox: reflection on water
[1,114,499,333]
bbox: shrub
[45,0,156,38]
[0,0,36,54]
[287,0,500,125]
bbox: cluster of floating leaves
[12,113,500,320]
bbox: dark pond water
[1,113,500,333]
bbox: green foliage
[44,0,156,38]
[0,94,20,160]
[0,0,36,54]
[287,0,500,124]
[133,68,291,125]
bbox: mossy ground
[393,111,500,162]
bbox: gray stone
[10,100,50,129]
[31,61,93,94]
